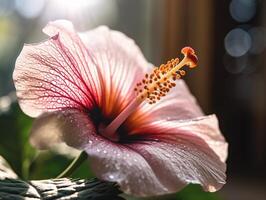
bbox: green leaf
[0,103,36,179]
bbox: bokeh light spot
[229,0,256,22]
[15,0,45,19]
[224,28,251,57]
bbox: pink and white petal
[85,137,171,197]
[126,79,203,131]
[79,27,153,118]
[171,115,228,162]
[126,115,227,192]
[131,115,227,163]
[129,131,226,194]
[30,109,226,196]
[29,109,97,150]
[43,20,102,104]
[87,116,227,196]
[13,20,101,117]
[30,109,169,196]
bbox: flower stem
[57,151,88,178]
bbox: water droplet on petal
[109,175,114,179]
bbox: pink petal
[85,136,170,197]
[30,109,169,196]
[82,114,226,195]
[14,20,152,120]
[29,109,97,150]
[79,26,153,118]
[125,115,227,194]
[173,115,228,162]
[13,20,102,117]
[129,132,226,193]
[125,79,203,131]
[129,115,228,163]
[30,109,226,196]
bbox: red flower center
[100,47,198,142]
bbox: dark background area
[0,0,265,200]
[217,0,266,175]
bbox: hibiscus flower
[13,20,228,197]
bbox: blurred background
[0,0,266,199]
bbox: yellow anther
[134,46,198,104]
